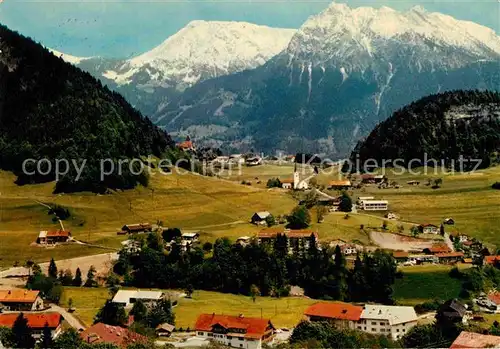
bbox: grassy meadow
[60,287,317,329]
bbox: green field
[60,287,318,329]
[393,264,468,305]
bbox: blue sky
[0,0,498,58]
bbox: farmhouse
[438,299,469,325]
[182,232,200,243]
[436,252,464,264]
[0,313,62,339]
[251,212,271,225]
[361,200,388,211]
[281,179,294,189]
[112,290,164,307]
[450,331,500,349]
[304,302,363,330]
[425,246,452,255]
[246,156,262,166]
[340,244,358,256]
[177,137,195,152]
[37,230,71,244]
[392,251,409,263]
[119,223,152,235]
[237,236,252,246]
[257,227,319,251]
[195,313,275,349]
[419,224,439,234]
[156,323,175,337]
[81,323,148,347]
[359,305,418,340]
[361,174,386,184]
[0,290,44,311]
[328,180,352,190]
[450,232,469,243]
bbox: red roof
[0,313,61,329]
[177,140,194,149]
[304,302,363,321]
[0,290,40,303]
[450,331,500,348]
[488,292,500,305]
[47,230,71,238]
[393,251,409,258]
[361,174,375,180]
[258,228,318,239]
[436,252,464,258]
[80,323,148,347]
[485,256,500,265]
[195,314,274,339]
[281,178,294,184]
[428,246,451,254]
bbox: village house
[487,292,500,312]
[424,246,452,255]
[237,236,252,247]
[0,313,62,339]
[419,224,439,234]
[250,212,271,225]
[118,223,152,235]
[120,240,142,254]
[450,232,469,243]
[0,290,44,311]
[37,230,72,244]
[281,179,294,189]
[438,299,469,325]
[393,251,409,263]
[359,305,418,340]
[112,290,164,308]
[182,232,200,243]
[246,156,263,166]
[328,180,352,190]
[361,174,386,184]
[436,252,464,264]
[195,313,275,349]
[156,323,175,337]
[257,227,319,252]
[304,302,363,330]
[450,331,500,349]
[485,256,500,266]
[340,244,358,256]
[361,200,388,211]
[81,323,148,347]
[177,137,196,152]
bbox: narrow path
[48,304,86,330]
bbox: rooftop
[0,313,61,329]
[329,180,351,186]
[304,302,363,321]
[450,331,500,348]
[80,323,148,347]
[436,252,464,258]
[253,212,271,219]
[112,290,163,304]
[0,290,40,303]
[485,256,500,265]
[258,227,318,239]
[361,305,417,325]
[195,314,273,339]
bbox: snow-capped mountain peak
[287,2,500,68]
[48,48,91,65]
[103,21,296,87]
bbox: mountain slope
[152,3,500,156]
[350,90,500,169]
[0,24,174,193]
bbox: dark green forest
[351,90,500,170]
[0,24,174,193]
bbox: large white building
[304,303,417,341]
[358,305,417,340]
[195,314,275,349]
[112,290,164,307]
[362,200,389,211]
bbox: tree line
[114,231,398,303]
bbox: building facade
[0,313,62,339]
[195,314,275,349]
[360,305,417,340]
[362,200,388,211]
[0,290,43,311]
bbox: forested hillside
[0,24,174,193]
[351,90,500,170]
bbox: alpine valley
[62,2,500,157]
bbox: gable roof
[0,290,40,303]
[46,230,71,238]
[0,313,61,329]
[440,299,467,317]
[122,223,151,232]
[80,323,148,347]
[488,292,500,305]
[253,212,271,220]
[361,305,417,325]
[195,314,273,339]
[436,252,464,258]
[304,302,363,321]
[281,179,294,184]
[156,323,175,332]
[428,246,452,254]
[450,331,500,348]
[329,180,351,187]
